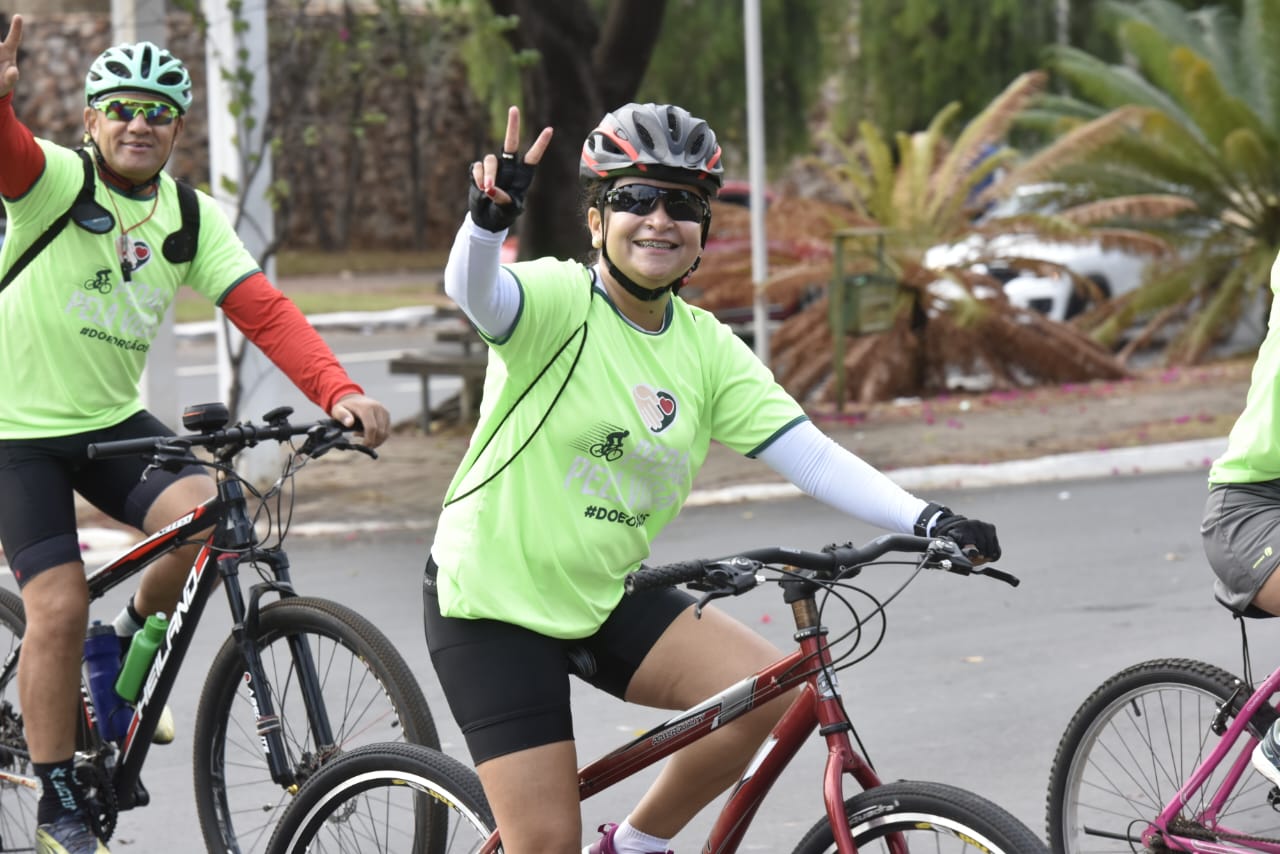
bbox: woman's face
[589,177,708,291]
[83,91,183,183]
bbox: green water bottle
[114,612,168,703]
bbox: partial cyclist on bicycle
[0,17,390,854]
[1203,253,1280,791]
[423,101,1003,854]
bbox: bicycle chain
[1169,816,1280,846]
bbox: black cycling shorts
[422,556,694,765]
[0,411,205,586]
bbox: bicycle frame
[478,574,891,854]
[0,474,334,810]
[1150,661,1280,854]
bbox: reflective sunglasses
[603,185,709,223]
[93,98,179,126]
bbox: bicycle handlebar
[624,533,1018,595]
[86,417,373,462]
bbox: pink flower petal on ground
[760,614,772,624]
[946,418,964,429]
[1174,415,1191,424]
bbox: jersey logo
[634,384,677,433]
[128,239,153,270]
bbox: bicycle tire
[192,596,440,854]
[265,742,494,854]
[791,779,1047,854]
[1046,657,1278,853]
[0,587,34,852]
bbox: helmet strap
[86,138,166,196]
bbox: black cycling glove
[468,154,537,233]
[915,502,1002,561]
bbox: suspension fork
[244,548,339,753]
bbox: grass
[172,249,451,323]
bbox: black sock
[34,759,83,824]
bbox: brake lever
[973,566,1020,587]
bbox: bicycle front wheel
[1046,658,1276,854]
[0,587,34,853]
[193,596,440,854]
[266,742,493,854]
[791,780,1047,853]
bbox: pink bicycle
[267,533,1046,853]
[1046,606,1280,852]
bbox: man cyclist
[0,17,390,853]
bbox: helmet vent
[104,60,129,78]
[635,124,655,151]
[139,45,153,78]
[689,131,705,157]
[157,70,184,86]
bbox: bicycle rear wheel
[0,588,34,853]
[193,596,440,854]
[265,742,493,854]
[791,780,1047,853]
[1046,658,1277,853]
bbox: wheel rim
[286,769,490,853]
[209,629,416,854]
[1060,680,1280,852]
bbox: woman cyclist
[0,18,389,853]
[423,102,1002,854]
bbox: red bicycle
[265,533,1046,853]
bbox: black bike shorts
[422,555,694,765]
[0,410,205,586]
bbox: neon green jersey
[1210,256,1280,484]
[432,257,808,638]
[0,140,258,438]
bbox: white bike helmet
[85,41,193,114]
[580,103,723,196]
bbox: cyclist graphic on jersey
[588,429,629,462]
[83,267,113,294]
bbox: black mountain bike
[0,403,438,854]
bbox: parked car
[924,188,1152,322]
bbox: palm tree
[690,71,1134,405]
[1013,0,1280,364]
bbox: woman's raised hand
[471,105,554,208]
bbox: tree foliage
[692,72,1133,405]
[638,0,842,170]
[1018,0,1280,364]
[851,0,1060,135]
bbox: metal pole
[744,0,770,365]
[203,0,282,482]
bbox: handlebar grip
[87,436,168,459]
[624,560,708,594]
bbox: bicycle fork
[222,547,343,791]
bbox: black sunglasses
[603,185,709,223]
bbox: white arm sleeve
[756,421,929,533]
[442,214,522,339]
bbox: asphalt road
[67,465,1253,851]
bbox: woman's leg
[475,741,582,853]
[621,605,791,838]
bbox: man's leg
[127,473,216,620]
[19,562,89,764]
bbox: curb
[56,436,1227,569]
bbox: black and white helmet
[580,103,724,196]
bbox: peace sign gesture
[468,105,553,233]
[0,15,22,100]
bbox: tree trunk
[489,0,667,261]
